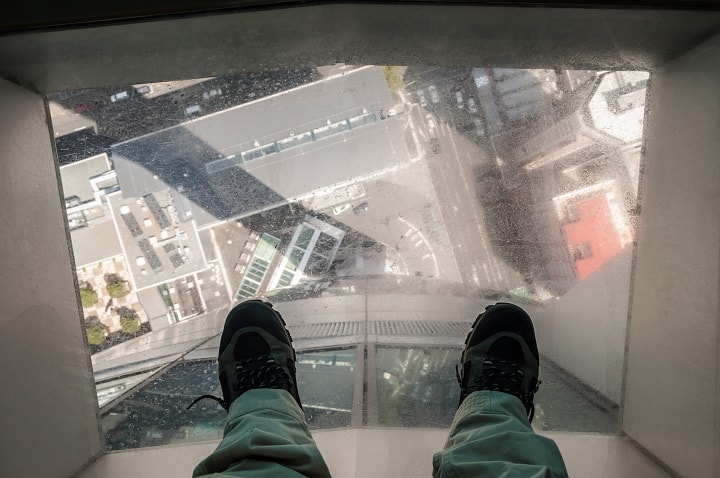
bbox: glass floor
[100,345,617,451]
[50,64,646,450]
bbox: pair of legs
[191,301,569,477]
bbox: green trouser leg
[193,389,331,478]
[433,391,569,478]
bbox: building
[100,65,411,326]
[484,70,647,295]
[111,66,408,228]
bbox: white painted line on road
[423,253,432,260]
[407,104,428,157]
[439,121,448,136]
[415,240,423,247]
[404,228,413,238]
[397,216,440,278]
[447,131,473,196]
[410,130,423,163]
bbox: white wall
[623,33,720,478]
[0,78,103,476]
[531,247,633,404]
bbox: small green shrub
[107,280,129,298]
[120,315,141,333]
[79,287,98,308]
[86,325,106,345]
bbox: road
[406,83,525,293]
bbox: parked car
[429,137,441,154]
[472,118,485,136]
[467,96,478,114]
[134,85,152,95]
[73,103,90,113]
[110,91,129,102]
[332,203,352,215]
[416,89,428,107]
[203,88,223,100]
[425,113,436,130]
[455,91,464,109]
[428,85,440,103]
[353,202,369,214]
[184,104,201,116]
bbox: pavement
[77,254,149,334]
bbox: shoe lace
[187,354,293,412]
[456,357,541,421]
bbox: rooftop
[111,66,407,227]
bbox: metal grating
[289,321,471,339]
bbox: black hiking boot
[456,302,541,421]
[188,300,301,411]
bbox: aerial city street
[51,64,647,354]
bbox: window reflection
[101,349,356,450]
[297,349,356,429]
[375,347,618,432]
[376,347,459,427]
[102,361,226,451]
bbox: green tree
[106,280,129,298]
[120,315,141,333]
[383,66,404,91]
[79,287,98,308]
[86,325,106,345]
[119,307,141,333]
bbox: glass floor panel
[101,347,616,450]
[51,64,646,450]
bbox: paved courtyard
[77,254,149,334]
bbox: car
[425,113,436,130]
[474,73,490,88]
[429,137,441,154]
[184,104,201,116]
[467,96,478,114]
[472,118,485,136]
[455,91,464,109]
[73,103,90,113]
[203,88,222,99]
[387,106,400,116]
[416,89,428,107]
[110,91,129,102]
[428,85,440,103]
[134,85,152,95]
[347,183,365,200]
[353,202,369,214]
[332,203,352,215]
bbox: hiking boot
[456,302,541,421]
[188,300,301,411]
